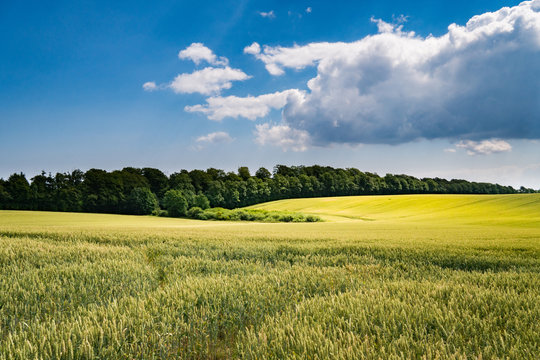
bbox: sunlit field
[1,194,539,359]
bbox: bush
[187,206,203,219]
[152,209,168,217]
[278,214,294,222]
[184,207,321,223]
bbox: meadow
[1,194,539,359]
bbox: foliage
[0,165,536,216]
[162,190,188,217]
[193,194,210,210]
[186,207,322,222]
[125,187,159,215]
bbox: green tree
[125,187,159,215]
[82,169,124,213]
[255,167,271,179]
[189,170,213,193]
[6,173,31,209]
[193,193,210,209]
[30,172,55,210]
[162,190,188,217]
[0,180,12,209]
[142,168,168,198]
[169,171,195,192]
[238,166,251,181]
[54,171,83,212]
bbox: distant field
[1,194,539,359]
[249,193,540,225]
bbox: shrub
[187,206,204,219]
[152,209,168,217]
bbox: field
[1,194,539,359]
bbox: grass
[0,194,539,359]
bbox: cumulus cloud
[241,0,540,146]
[255,123,310,151]
[142,81,158,91]
[196,131,233,144]
[259,10,275,19]
[243,41,350,75]
[456,139,512,155]
[170,67,250,95]
[185,89,304,121]
[243,42,261,55]
[178,43,228,66]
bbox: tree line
[0,165,536,215]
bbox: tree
[0,180,12,209]
[162,190,188,217]
[54,171,82,212]
[30,172,55,210]
[255,167,271,179]
[169,171,195,192]
[206,181,225,207]
[189,170,212,193]
[206,168,226,180]
[6,173,31,209]
[142,168,168,198]
[82,169,124,213]
[125,188,159,215]
[238,166,251,181]
[193,193,210,209]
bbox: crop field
[1,194,539,359]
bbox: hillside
[248,193,540,226]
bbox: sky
[1,0,540,188]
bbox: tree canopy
[0,165,534,215]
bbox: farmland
[1,194,539,359]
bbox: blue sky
[1,0,539,188]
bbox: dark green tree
[5,173,31,209]
[238,166,251,181]
[255,167,271,179]
[193,193,210,209]
[125,187,159,215]
[142,168,169,198]
[0,180,12,209]
[162,189,188,217]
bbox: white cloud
[240,0,540,145]
[170,67,250,95]
[243,42,261,55]
[244,41,350,75]
[393,14,409,24]
[196,131,233,144]
[185,89,304,121]
[306,7,312,14]
[456,139,512,155]
[444,148,457,153]
[142,81,157,91]
[370,17,398,33]
[255,123,310,152]
[178,43,228,66]
[259,10,275,19]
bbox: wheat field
[1,194,539,359]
